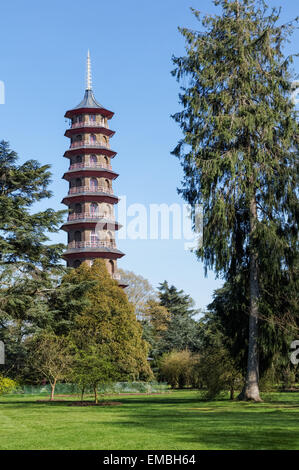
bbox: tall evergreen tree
[0,140,65,267]
[157,281,200,353]
[172,1,298,400]
[0,140,66,377]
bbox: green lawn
[0,390,298,450]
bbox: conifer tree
[0,140,66,377]
[157,282,200,353]
[65,260,153,381]
[172,1,298,400]
[0,140,65,268]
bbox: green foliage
[198,346,243,400]
[70,343,118,403]
[0,374,17,395]
[172,1,298,279]
[172,0,298,400]
[159,350,199,388]
[140,300,171,364]
[26,333,73,399]
[67,260,154,382]
[157,281,201,353]
[196,309,243,399]
[0,271,93,381]
[158,281,198,317]
[281,366,297,391]
[0,140,65,267]
[0,141,69,378]
[207,272,299,377]
[259,366,278,392]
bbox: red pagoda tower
[61,51,125,284]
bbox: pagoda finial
[86,50,92,91]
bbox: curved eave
[119,283,128,289]
[61,219,122,231]
[64,147,116,158]
[63,249,124,260]
[65,107,114,120]
[118,280,129,288]
[61,193,119,205]
[64,127,115,138]
[62,168,118,181]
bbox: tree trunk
[94,386,98,404]
[81,386,85,402]
[238,196,262,402]
[230,382,235,400]
[50,378,57,401]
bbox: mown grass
[0,390,298,450]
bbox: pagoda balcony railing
[67,212,115,222]
[69,162,112,171]
[71,121,108,129]
[69,185,113,195]
[68,240,116,249]
[70,141,110,150]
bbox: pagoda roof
[65,90,114,119]
[74,89,103,110]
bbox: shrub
[159,350,196,388]
[198,347,243,400]
[259,366,277,392]
[0,374,17,395]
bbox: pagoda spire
[86,49,92,91]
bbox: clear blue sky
[0,0,298,310]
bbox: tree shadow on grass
[105,406,299,450]
[0,395,201,407]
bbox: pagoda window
[107,230,113,245]
[75,178,82,187]
[76,155,83,163]
[89,114,96,122]
[77,134,82,141]
[90,155,97,166]
[103,203,112,218]
[90,134,96,143]
[109,260,115,275]
[90,229,98,244]
[90,203,98,215]
[77,115,82,123]
[74,231,82,242]
[104,179,110,191]
[90,178,98,191]
[75,203,82,214]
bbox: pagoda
[61,51,125,284]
